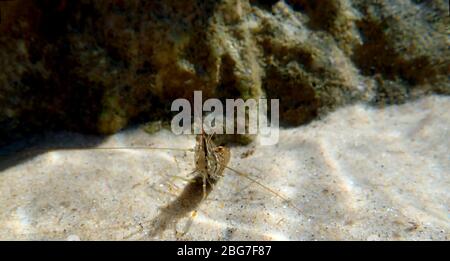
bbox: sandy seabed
[0,95,448,240]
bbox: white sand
[0,95,448,240]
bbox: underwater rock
[0,0,448,144]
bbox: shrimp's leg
[202,174,207,199]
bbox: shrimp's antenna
[224,165,301,214]
[0,146,194,157]
[55,146,194,152]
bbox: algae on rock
[0,0,448,145]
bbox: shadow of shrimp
[123,174,218,240]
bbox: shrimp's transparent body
[193,130,231,199]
